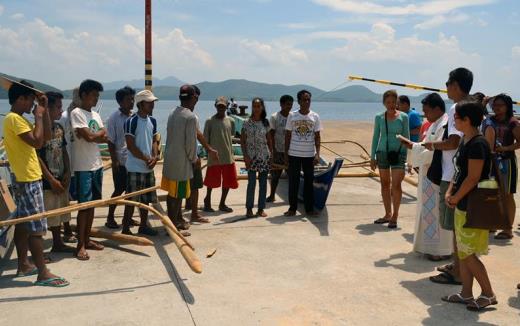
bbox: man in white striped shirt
[284,90,322,217]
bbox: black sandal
[429,272,462,285]
[374,217,390,224]
[388,222,397,229]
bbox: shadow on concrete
[356,223,400,235]
[488,237,514,248]
[508,290,520,312]
[400,279,498,325]
[153,241,195,305]
[374,252,438,275]
[0,281,173,303]
[402,233,414,244]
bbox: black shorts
[190,165,204,190]
[112,165,127,194]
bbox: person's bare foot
[190,214,210,224]
[75,247,90,261]
[17,262,37,276]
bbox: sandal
[190,216,210,224]
[388,222,398,229]
[426,255,452,262]
[284,210,296,216]
[175,221,191,231]
[203,206,216,213]
[374,217,390,224]
[86,240,104,251]
[62,234,78,243]
[16,267,38,277]
[494,231,513,240]
[256,210,267,217]
[219,205,233,213]
[51,245,76,253]
[441,293,474,304]
[75,250,90,261]
[466,295,497,311]
[437,263,454,274]
[429,272,462,285]
[34,277,69,287]
[105,219,120,229]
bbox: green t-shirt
[203,116,235,166]
[371,111,410,159]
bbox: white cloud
[10,13,24,20]
[0,18,214,88]
[513,46,520,58]
[414,13,469,30]
[239,39,308,66]
[312,0,496,16]
[280,23,317,30]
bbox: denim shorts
[75,168,103,203]
[376,151,406,170]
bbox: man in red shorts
[203,96,239,212]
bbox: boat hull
[298,158,343,210]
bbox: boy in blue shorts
[70,79,107,260]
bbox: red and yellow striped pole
[145,0,152,90]
[348,75,519,106]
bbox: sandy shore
[1,121,519,325]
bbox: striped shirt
[286,110,322,158]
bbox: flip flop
[203,206,216,213]
[284,210,296,216]
[62,234,78,243]
[256,210,268,218]
[429,272,462,285]
[86,240,104,251]
[437,263,454,274]
[374,217,390,224]
[388,222,398,229]
[104,220,120,229]
[494,232,513,240]
[190,216,210,224]
[16,267,38,277]
[219,205,233,213]
[34,277,69,287]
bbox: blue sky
[0,0,519,99]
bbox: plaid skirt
[126,172,158,204]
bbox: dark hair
[79,79,104,99]
[383,90,398,103]
[279,94,294,105]
[447,67,473,94]
[8,80,36,105]
[492,93,514,120]
[455,100,484,127]
[398,95,410,106]
[115,86,135,104]
[421,93,446,113]
[297,90,312,102]
[251,97,269,127]
[46,91,64,109]
[193,85,201,96]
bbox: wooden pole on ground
[0,186,160,228]
[71,225,154,246]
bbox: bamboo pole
[71,225,154,246]
[114,199,194,251]
[0,186,160,228]
[348,75,520,106]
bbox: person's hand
[370,159,377,171]
[244,156,252,170]
[50,177,65,194]
[32,103,46,118]
[147,156,158,169]
[496,146,506,152]
[445,194,458,209]
[313,154,320,166]
[36,94,48,108]
[423,142,434,151]
[208,148,219,163]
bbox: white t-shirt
[441,104,463,181]
[70,107,104,172]
[285,110,322,158]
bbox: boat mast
[145,0,152,90]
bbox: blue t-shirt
[407,109,422,142]
[124,114,157,173]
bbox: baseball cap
[179,84,197,99]
[135,90,158,104]
[215,96,229,107]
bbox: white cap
[135,90,158,104]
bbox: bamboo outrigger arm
[348,75,520,106]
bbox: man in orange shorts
[203,96,239,212]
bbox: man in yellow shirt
[3,80,69,287]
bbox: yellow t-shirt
[3,112,42,182]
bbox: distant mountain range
[1,73,433,103]
[0,73,61,99]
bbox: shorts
[439,181,455,231]
[204,163,239,189]
[161,177,191,199]
[12,179,47,235]
[454,208,489,260]
[190,165,204,190]
[112,165,128,195]
[126,171,157,204]
[43,190,71,227]
[376,151,406,170]
[69,175,77,201]
[75,168,103,203]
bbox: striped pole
[348,75,519,106]
[145,0,152,90]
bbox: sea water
[0,99,424,137]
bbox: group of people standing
[3,78,323,288]
[370,67,520,311]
